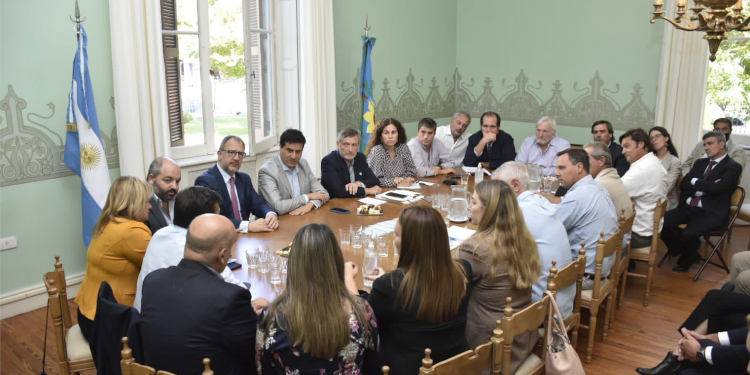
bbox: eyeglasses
[221,149,246,158]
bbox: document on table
[398,182,422,190]
[358,197,387,206]
[417,180,436,186]
[448,225,476,249]
[461,166,490,176]
[363,218,398,237]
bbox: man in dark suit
[661,131,742,272]
[462,111,515,169]
[195,135,278,232]
[140,214,258,375]
[145,156,181,234]
[591,120,630,176]
[321,128,381,198]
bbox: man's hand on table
[364,186,382,195]
[306,191,329,203]
[248,215,278,232]
[289,202,314,216]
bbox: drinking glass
[245,249,257,269]
[440,194,451,213]
[460,173,469,186]
[377,235,388,257]
[363,250,378,288]
[351,230,363,249]
[431,196,441,210]
[281,258,288,274]
[528,164,542,192]
[257,246,269,274]
[269,255,282,285]
[339,228,351,246]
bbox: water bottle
[475,163,484,184]
[363,249,378,288]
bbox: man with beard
[435,111,472,168]
[515,116,570,176]
[145,156,181,233]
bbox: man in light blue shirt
[515,116,570,176]
[407,117,459,177]
[551,148,618,289]
[493,161,575,318]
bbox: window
[160,0,299,159]
[703,30,750,137]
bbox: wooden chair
[500,294,551,375]
[120,336,213,375]
[613,206,635,312]
[579,231,622,363]
[42,255,96,375]
[546,246,586,349]
[625,199,667,306]
[418,322,503,374]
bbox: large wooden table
[230,175,476,301]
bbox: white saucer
[449,216,469,223]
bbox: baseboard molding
[0,272,84,320]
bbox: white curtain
[108,0,170,178]
[298,0,337,177]
[654,0,709,158]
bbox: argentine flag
[64,25,110,248]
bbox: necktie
[689,160,717,207]
[229,177,241,221]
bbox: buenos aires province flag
[359,36,376,149]
[64,25,111,247]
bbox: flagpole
[69,0,86,38]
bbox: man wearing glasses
[195,135,279,232]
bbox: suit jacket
[462,130,516,169]
[320,150,379,198]
[680,156,742,225]
[90,281,142,375]
[258,154,329,215]
[145,196,168,234]
[609,141,630,177]
[694,327,749,373]
[140,259,257,375]
[195,164,274,228]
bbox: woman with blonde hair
[460,179,541,374]
[76,176,153,339]
[256,224,378,374]
[366,118,417,187]
[346,206,472,375]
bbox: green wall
[334,0,664,148]
[0,0,117,294]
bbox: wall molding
[0,84,119,187]
[337,68,655,130]
[0,272,84,320]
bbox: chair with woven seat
[546,247,586,349]
[500,294,551,375]
[579,231,622,363]
[624,199,667,306]
[43,255,96,375]
[418,320,503,374]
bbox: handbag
[544,290,585,375]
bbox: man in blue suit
[321,128,381,198]
[195,135,278,232]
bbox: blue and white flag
[64,25,110,248]
[359,36,376,150]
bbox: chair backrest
[547,247,586,316]
[43,255,78,372]
[592,231,621,299]
[500,294,550,375]
[647,199,668,259]
[419,321,503,374]
[43,255,72,330]
[727,186,746,229]
[121,337,179,375]
[619,207,636,244]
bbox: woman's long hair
[649,126,679,158]
[93,176,152,237]
[263,224,369,358]
[395,206,468,323]
[468,180,540,289]
[365,118,407,156]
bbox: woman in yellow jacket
[75,176,152,339]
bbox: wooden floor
[2,227,748,375]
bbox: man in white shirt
[407,118,458,177]
[619,128,668,248]
[144,157,181,234]
[134,186,266,311]
[515,116,571,176]
[434,111,471,167]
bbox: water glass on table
[339,227,351,246]
[351,225,364,249]
[363,249,378,288]
[245,249,258,270]
[257,246,269,274]
[269,255,282,285]
[460,173,469,186]
[377,235,388,257]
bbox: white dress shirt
[216,163,276,232]
[406,137,452,177]
[435,125,470,168]
[515,136,571,176]
[133,225,245,311]
[621,152,668,236]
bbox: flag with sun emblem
[64,25,111,248]
[359,35,376,150]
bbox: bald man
[140,214,257,375]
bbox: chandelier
[651,0,750,61]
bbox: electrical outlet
[0,236,18,251]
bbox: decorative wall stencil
[336,68,655,130]
[0,85,119,187]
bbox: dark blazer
[679,156,742,225]
[144,196,168,234]
[90,281,142,375]
[140,259,257,375]
[462,130,515,169]
[689,327,750,374]
[320,151,379,198]
[195,164,274,228]
[609,141,630,177]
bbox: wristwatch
[696,347,707,363]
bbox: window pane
[178,33,205,146]
[249,32,274,143]
[703,35,750,134]
[209,0,250,150]
[175,0,198,32]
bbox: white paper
[363,218,398,236]
[462,166,477,173]
[417,180,436,186]
[448,225,476,250]
[358,197,387,206]
[397,182,422,190]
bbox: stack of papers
[448,225,476,250]
[363,218,398,237]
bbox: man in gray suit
[258,129,330,215]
